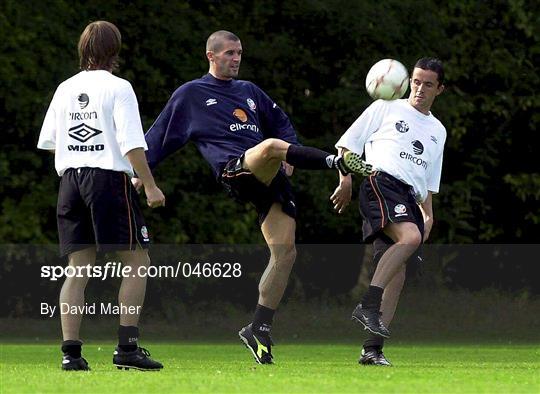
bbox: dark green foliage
[1,0,538,300]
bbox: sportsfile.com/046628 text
[40,262,242,281]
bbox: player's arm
[330,147,352,214]
[422,131,445,242]
[419,192,434,242]
[37,89,59,153]
[113,82,165,207]
[132,88,191,191]
[331,101,387,213]
[126,148,165,208]
[144,88,191,170]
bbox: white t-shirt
[336,99,446,202]
[37,70,147,177]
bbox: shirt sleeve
[335,99,388,155]
[255,86,299,145]
[427,131,446,193]
[113,82,147,156]
[37,89,59,150]
[145,86,191,170]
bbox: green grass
[1,342,539,393]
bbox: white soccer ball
[365,59,409,100]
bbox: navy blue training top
[145,73,299,178]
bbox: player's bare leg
[60,247,96,341]
[259,203,297,308]
[353,222,420,338]
[59,247,95,370]
[116,248,149,327]
[239,203,296,364]
[243,139,291,185]
[371,222,421,288]
[113,247,162,371]
[360,265,405,366]
[243,138,360,184]
[380,266,406,328]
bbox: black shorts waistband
[63,167,122,177]
[371,171,414,195]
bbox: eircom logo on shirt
[229,108,260,133]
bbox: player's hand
[330,177,352,214]
[282,162,294,177]
[423,217,433,242]
[144,185,166,208]
[131,177,143,193]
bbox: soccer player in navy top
[139,30,370,364]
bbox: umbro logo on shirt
[68,123,103,142]
[206,98,217,106]
[430,135,438,144]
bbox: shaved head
[206,30,240,53]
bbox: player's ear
[436,83,445,95]
[206,51,214,62]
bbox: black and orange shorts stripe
[358,171,424,243]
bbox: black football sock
[61,340,82,358]
[285,145,337,170]
[361,285,384,310]
[364,335,384,353]
[252,304,275,336]
[118,325,139,352]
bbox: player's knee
[283,244,296,266]
[399,230,422,248]
[63,274,90,289]
[259,138,284,161]
[118,249,150,267]
[389,222,422,248]
[273,243,296,268]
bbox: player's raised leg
[112,248,163,371]
[243,138,370,185]
[59,247,95,371]
[239,203,296,364]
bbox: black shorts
[358,171,424,243]
[220,156,297,225]
[57,168,150,257]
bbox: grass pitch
[1,342,538,393]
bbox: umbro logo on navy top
[206,98,217,106]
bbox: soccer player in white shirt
[332,58,446,366]
[37,21,165,371]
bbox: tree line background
[1,0,539,314]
